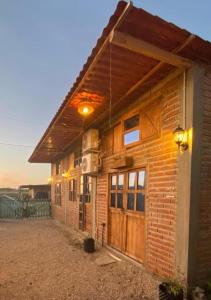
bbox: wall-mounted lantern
[173,125,188,151]
[62,171,70,179]
[48,177,53,184]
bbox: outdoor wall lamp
[62,171,70,179]
[173,125,188,151]
[48,177,53,184]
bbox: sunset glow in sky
[1,0,211,188]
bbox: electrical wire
[109,42,112,128]
[0,142,33,148]
[0,115,47,127]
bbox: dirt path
[0,219,159,300]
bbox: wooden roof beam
[110,30,192,68]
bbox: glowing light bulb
[82,106,89,114]
[78,103,94,116]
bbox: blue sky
[0,0,211,188]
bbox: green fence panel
[0,197,51,219]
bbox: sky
[1,0,211,188]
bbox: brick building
[29,1,211,285]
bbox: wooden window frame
[55,182,61,206]
[56,161,61,175]
[126,170,146,213]
[110,174,124,209]
[121,100,161,149]
[104,100,161,156]
[122,114,141,148]
[80,175,91,203]
[69,179,77,201]
[109,169,146,214]
[74,150,82,168]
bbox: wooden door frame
[107,164,149,263]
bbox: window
[110,169,146,213]
[138,170,145,189]
[118,174,124,190]
[80,175,91,203]
[128,172,136,190]
[69,179,77,201]
[55,183,61,206]
[124,115,139,130]
[127,170,146,212]
[127,193,135,210]
[35,191,49,199]
[123,115,140,146]
[111,175,117,190]
[74,150,82,168]
[110,174,124,209]
[56,161,61,175]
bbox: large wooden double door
[108,169,146,262]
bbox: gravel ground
[0,219,159,300]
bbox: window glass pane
[117,193,123,208]
[111,193,116,207]
[84,184,89,194]
[84,176,88,185]
[128,172,136,189]
[118,174,124,190]
[137,193,145,212]
[124,115,139,131]
[80,183,83,195]
[138,170,145,189]
[111,175,117,190]
[79,211,83,221]
[124,130,140,145]
[127,193,134,210]
[56,161,61,174]
[74,159,78,168]
[85,195,90,203]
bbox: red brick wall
[51,155,80,230]
[197,71,211,281]
[97,76,181,278]
[50,75,182,280]
[49,71,211,282]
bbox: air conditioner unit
[82,129,99,153]
[82,153,99,175]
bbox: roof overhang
[29,1,211,163]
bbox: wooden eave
[29,1,211,163]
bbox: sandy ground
[0,219,159,300]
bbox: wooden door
[108,169,146,262]
[79,175,92,233]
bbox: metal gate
[0,196,51,219]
